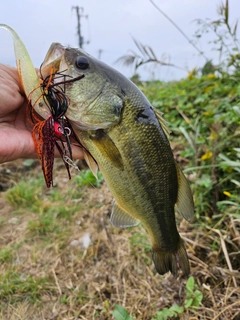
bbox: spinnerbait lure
[30,68,84,187]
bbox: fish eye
[75,56,89,70]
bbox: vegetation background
[0,0,239,319]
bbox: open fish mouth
[39,43,69,80]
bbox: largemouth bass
[43,42,196,276]
[0,23,194,275]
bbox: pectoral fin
[91,131,124,171]
[83,149,98,179]
[175,163,194,222]
[110,200,140,228]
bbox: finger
[71,144,84,159]
[54,142,84,160]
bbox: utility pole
[72,6,89,49]
[98,49,103,60]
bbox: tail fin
[152,239,190,277]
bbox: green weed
[0,218,6,225]
[112,277,203,320]
[60,296,69,304]
[140,73,240,220]
[6,177,44,211]
[183,276,203,309]
[135,1,240,222]
[0,271,51,303]
[27,212,58,236]
[47,188,64,201]
[74,169,104,188]
[154,277,203,319]
[0,248,13,263]
[130,232,151,254]
[113,304,135,320]
[152,304,184,320]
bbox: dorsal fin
[154,108,171,138]
[175,163,194,222]
[110,200,140,228]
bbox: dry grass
[0,159,239,320]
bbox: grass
[0,159,239,319]
[27,211,59,236]
[0,271,51,303]
[113,277,203,320]
[6,178,43,210]
[1,2,240,316]
[0,248,14,263]
[74,169,104,188]
[0,70,240,318]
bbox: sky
[0,0,240,81]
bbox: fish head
[41,43,125,130]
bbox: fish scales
[70,73,188,275]
[2,25,194,276]
[41,44,195,276]
[79,98,179,249]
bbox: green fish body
[42,43,194,276]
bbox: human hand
[0,64,83,164]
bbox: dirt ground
[0,159,239,320]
